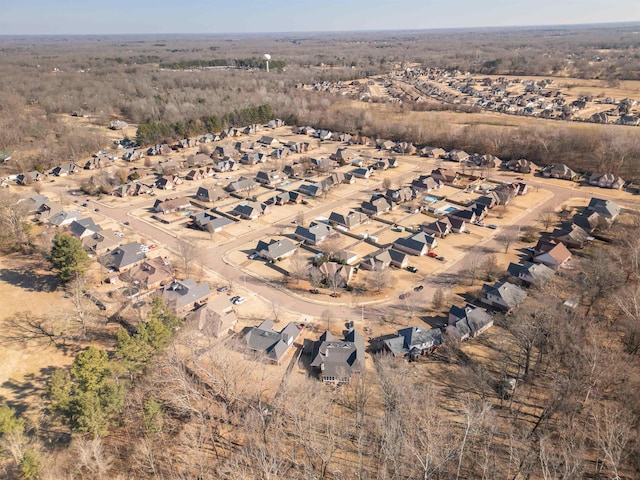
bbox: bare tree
[382,177,393,189]
[462,252,484,286]
[321,309,334,330]
[175,237,198,278]
[432,287,448,310]
[537,209,555,231]
[367,265,391,293]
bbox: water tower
[263,53,271,73]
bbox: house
[156,158,180,174]
[186,153,212,166]
[212,159,238,172]
[255,238,298,261]
[159,278,211,312]
[383,326,443,359]
[587,198,620,220]
[196,186,228,203]
[153,197,191,214]
[317,262,355,287]
[506,158,534,173]
[448,209,477,224]
[331,148,355,162]
[272,191,301,205]
[334,250,358,265]
[258,135,279,147]
[298,182,324,197]
[225,177,257,193]
[82,229,121,255]
[449,217,467,233]
[245,320,301,364]
[309,330,365,383]
[241,152,267,165]
[154,177,176,190]
[328,211,368,230]
[45,210,81,227]
[448,150,470,163]
[542,164,579,181]
[186,298,237,339]
[572,211,612,232]
[255,169,284,186]
[550,223,593,248]
[421,146,447,158]
[386,187,414,203]
[284,163,305,178]
[101,242,147,272]
[51,163,78,176]
[507,262,555,286]
[16,171,46,185]
[185,169,204,181]
[532,240,572,268]
[431,168,458,185]
[213,145,238,159]
[294,222,333,245]
[373,161,389,171]
[421,219,452,238]
[411,175,442,192]
[190,212,234,232]
[66,218,102,239]
[232,201,270,220]
[386,248,410,268]
[393,232,437,256]
[387,158,400,168]
[589,173,625,190]
[119,257,174,291]
[84,157,107,170]
[446,304,494,341]
[350,167,372,179]
[476,195,497,209]
[481,281,527,311]
[361,196,392,216]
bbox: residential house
[284,163,305,178]
[190,212,234,232]
[448,150,470,163]
[272,191,301,205]
[245,320,301,364]
[185,169,204,181]
[387,158,400,168]
[212,158,238,172]
[572,211,612,232]
[45,210,81,227]
[588,173,625,190]
[258,135,279,147]
[328,211,368,230]
[448,209,477,225]
[317,262,355,287]
[51,163,79,177]
[20,194,48,213]
[422,218,452,238]
[532,240,572,268]
[309,330,365,383]
[481,281,527,311]
[587,198,620,220]
[393,232,437,256]
[506,158,534,173]
[294,222,333,245]
[101,242,147,272]
[66,218,101,239]
[255,169,284,186]
[446,304,494,341]
[241,152,267,165]
[550,223,593,248]
[196,186,228,203]
[350,167,372,179]
[298,182,324,197]
[84,157,107,170]
[232,201,270,220]
[334,250,358,265]
[431,168,458,185]
[213,145,238,159]
[383,325,443,359]
[386,187,414,203]
[154,177,176,190]
[82,230,121,255]
[255,238,298,261]
[153,197,191,214]
[120,257,174,291]
[421,146,447,158]
[225,177,257,193]
[331,148,355,162]
[448,217,467,233]
[361,195,392,216]
[159,278,211,312]
[542,164,579,181]
[186,298,237,339]
[411,175,442,192]
[507,262,555,286]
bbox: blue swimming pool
[424,196,437,203]
[444,206,457,213]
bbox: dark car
[399,292,411,300]
[407,266,418,273]
[414,285,424,292]
[217,285,229,292]
[123,221,130,226]
[94,208,100,212]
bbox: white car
[233,297,246,305]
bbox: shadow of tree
[0,268,59,292]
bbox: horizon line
[1,20,640,38]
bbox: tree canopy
[50,234,91,283]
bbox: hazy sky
[2,0,639,35]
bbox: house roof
[160,278,211,310]
[507,261,555,284]
[394,231,436,254]
[120,257,173,289]
[67,218,101,238]
[102,242,146,271]
[384,326,443,355]
[310,329,365,380]
[255,238,297,259]
[294,222,332,244]
[482,281,527,309]
[245,320,300,362]
[587,198,620,219]
[47,210,81,226]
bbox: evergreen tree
[50,234,91,283]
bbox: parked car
[233,297,246,305]
[437,256,446,262]
[94,208,100,212]
[488,224,498,229]
[427,251,438,258]
[464,229,472,234]
[230,296,240,303]
[414,285,424,292]
[217,286,229,292]
[399,292,411,300]
[248,253,258,260]
[407,266,418,273]
[475,221,486,227]
[124,221,130,226]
